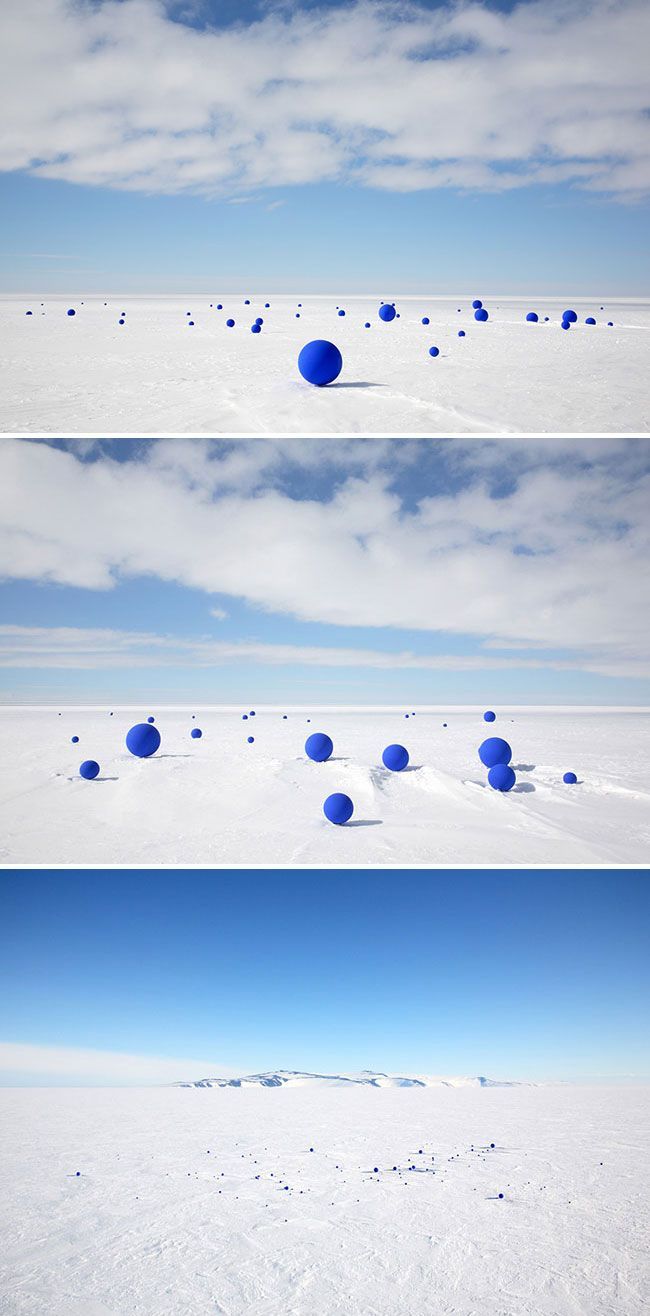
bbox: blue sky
[1,0,649,294]
[1,869,648,1084]
[1,438,649,704]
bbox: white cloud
[0,0,648,198]
[0,439,648,679]
[0,1040,229,1085]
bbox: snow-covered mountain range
[173,1070,521,1089]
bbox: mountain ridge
[172,1070,523,1090]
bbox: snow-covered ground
[0,1082,647,1316]
[1,705,648,866]
[1,294,648,435]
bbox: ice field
[0,1082,647,1316]
[1,705,648,866]
[1,294,648,435]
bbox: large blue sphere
[428,345,439,357]
[382,743,409,772]
[483,710,496,722]
[298,340,343,386]
[526,312,538,322]
[379,304,396,322]
[79,760,100,779]
[563,771,578,784]
[488,763,516,792]
[323,792,354,825]
[563,309,578,323]
[478,737,512,768]
[126,722,161,758]
[305,732,333,762]
[191,728,202,739]
[474,308,489,321]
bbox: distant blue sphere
[226,318,235,327]
[79,760,100,780]
[338,309,346,316]
[429,345,439,357]
[147,716,155,723]
[458,330,465,336]
[191,728,202,739]
[67,309,76,316]
[305,732,334,762]
[478,737,512,768]
[483,710,496,722]
[255,317,263,324]
[242,714,248,720]
[26,310,32,315]
[244,299,250,305]
[421,316,430,325]
[323,792,354,825]
[119,318,126,325]
[382,743,409,772]
[488,763,516,792]
[250,711,256,716]
[364,322,371,328]
[563,771,577,784]
[379,304,396,322]
[608,321,614,326]
[298,340,343,386]
[71,735,79,743]
[217,303,223,310]
[265,303,270,308]
[526,312,538,322]
[251,323,261,333]
[125,722,161,758]
[563,309,578,323]
[474,308,489,321]
[472,300,482,309]
[247,735,255,743]
[585,317,596,325]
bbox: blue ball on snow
[251,323,261,333]
[428,345,439,357]
[483,710,496,722]
[585,317,596,325]
[379,304,396,322]
[226,318,235,327]
[561,319,571,330]
[147,716,155,723]
[298,340,343,386]
[382,743,409,772]
[191,728,202,739]
[67,308,76,316]
[472,300,482,309]
[125,722,161,758]
[474,308,489,321]
[364,322,371,328]
[563,771,577,784]
[563,309,578,323]
[79,760,100,780]
[305,732,334,762]
[421,316,430,325]
[323,792,354,825]
[458,330,465,337]
[247,735,255,743]
[71,735,79,743]
[478,737,512,768]
[488,763,516,792]
[338,309,346,316]
[526,312,538,322]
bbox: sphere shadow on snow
[511,762,536,772]
[326,381,385,390]
[512,782,536,793]
[344,818,384,828]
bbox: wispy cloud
[1,1,648,199]
[0,1041,229,1085]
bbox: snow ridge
[173,1070,521,1089]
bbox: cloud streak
[0,1041,229,1085]
[1,1,649,199]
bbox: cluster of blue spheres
[126,722,161,758]
[298,340,343,386]
[382,743,409,772]
[479,736,516,792]
[323,792,354,825]
[305,732,334,762]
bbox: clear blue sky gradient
[1,870,649,1082]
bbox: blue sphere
[67,309,76,316]
[79,760,100,780]
[298,340,343,386]
[338,309,346,316]
[429,345,439,357]
[478,737,512,768]
[458,330,465,336]
[217,303,223,310]
[488,763,516,792]
[379,304,396,322]
[190,727,202,739]
[265,303,270,308]
[251,323,261,333]
[472,300,482,309]
[561,320,571,330]
[26,310,32,315]
[382,743,409,772]
[608,321,614,326]
[226,318,235,327]
[256,317,263,324]
[119,318,126,325]
[526,312,538,322]
[242,714,248,720]
[250,711,256,716]
[421,316,430,325]
[364,321,371,328]
[247,735,255,743]
[474,308,489,321]
[563,309,578,323]
[125,722,161,758]
[323,792,354,825]
[305,732,334,762]
[147,716,155,723]
[585,317,596,325]
[71,735,79,743]
[244,299,250,305]
[483,710,496,722]
[563,771,578,784]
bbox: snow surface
[0,1083,647,1315]
[1,295,648,435]
[1,705,648,866]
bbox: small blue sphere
[305,732,334,762]
[478,737,512,768]
[265,303,270,308]
[125,722,161,758]
[26,310,32,315]
[71,735,79,743]
[561,320,571,330]
[323,792,354,825]
[429,345,439,357]
[226,318,235,327]
[563,309,578,323]
[191,728,202,739]
[298,340,343,386]
[147,716,155,723]
[421,316,430,325]
[379,304,396,322]
[250,711,256,716]
[187,320,194,326]
[67,308,76,316]
[119,318,126,325]
[217,303,223,310]
[256,317,263,324]
[338,309,346,316]
[242,714,248,720]
[382,743,409,772]
[247,735,255,743]
[364,322,371,328]
[608,321,614,326]
[526,312,538,322]
[483,710,496,722]
[244,299,250,305]
[472,300,482,309]
[458,330,465,336]
[585,317,596,325]
[251,323,261,333]
[474,308,489,321]
[563,771,578,784]
[488,763,516,792]
[79,760,100,780]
